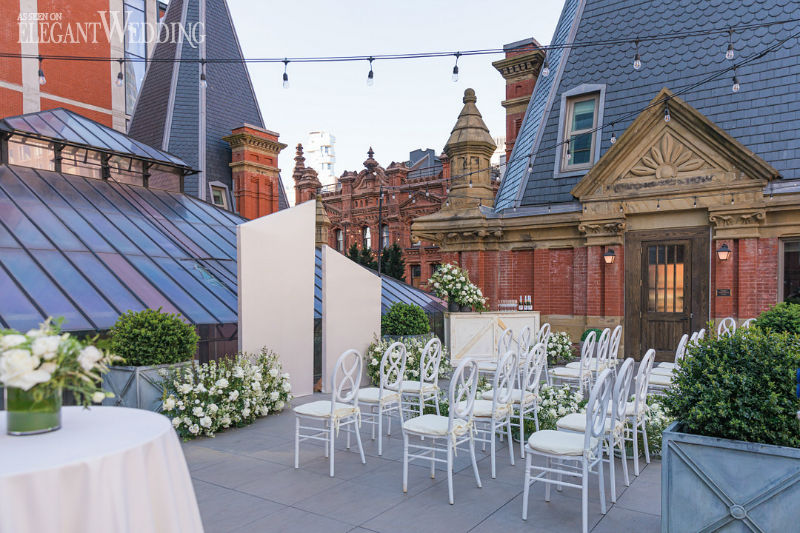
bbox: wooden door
[625,227,709,361]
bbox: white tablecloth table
[0,406,203,533]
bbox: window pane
[7,138,54,170]
[572,99,595,130]
[66,251,145,316]
[568,132,593,166]
[0,264,44,330]
[785,241,800,303]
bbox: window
[410,264,421,287]
[783,241,800,303]
[335,229,344,252]
[562,94,599,171]
[61,147,103,180]
[381,225,389,249]
[7,137,54,170]
[210,186,229,209]
[647,244,685,313]
[362,227,371,249]
[430,263,440,277]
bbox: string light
[282,58,289,89]
[468,178,473,188]
[367,57,374,86]
[527,154,534,173]
[37,56,46,85]
[726,29,735,60]
[633,39,642,70]
[693,196,697,207]
[541,55,550,77]
[610,123,617,144]
[732,67,740,92]
[657,198,661,209]
[452,52,460,82]
[200,59,207,88]
[731,194,735,205]
[664,101,671,122]
[116,59,124,87]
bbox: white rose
[242,407,250,417]
[171,417,181,428]
[275,401,285,410]
[0,334,27,350]
[270,391,279,401]
[31,336,61,360]
[77,346,103,372]
[371,358,378,366]
[179,384,192,394]
[0,349,52,390]
[220,415,231,427]
[207,403,218,414]
[194,383,207,393]
[269,368,278,378]
[163,397,176,411]
[233,366,244,378]
[189,424,200,435]
[92,391,106,404]
[192,406,204,417]
[282,382,291,392]
[200,416,212,428]
[228,390,239,401]
[215,378,228,389]
[282,373,290,380]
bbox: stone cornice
[229,160,280,174]
[491,50,544,80]
[223,133,287,154]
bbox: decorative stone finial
[463,88,477,104]
[364,147,379,172]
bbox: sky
[226,0,563,201]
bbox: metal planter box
[662,421,800,532]
[102,361,192,412]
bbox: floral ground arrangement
[428,263,488,311]
[365,336,452,386]
[162,348,292,439]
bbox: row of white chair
[551,325,623,394]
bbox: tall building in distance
[305,131,337,186]
[0,0,166,131]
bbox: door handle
[690,313,694,319]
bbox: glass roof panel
[0,263,44,330]
[154,257,237,323]
[66,251,146,316]
[39,111,100,146]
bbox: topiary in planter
[109,308,199,367]
[662,326,800,447]
[381,302,430,336]
[754,301,800,335]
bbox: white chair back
[518,326,533,356]
[611,358,635,427]
[449,358,479,430]
[492,349,519,408]
[522,342,547,395]
[583,369,614,450]
[420,337,443,384]
[332,349,363,409]
[579,331,597,374]
[674,333,689,365]
[497,328,514,359]
[595,328,611,368]
[697,328,706,341]
[742,318,756,329]
[380,342,407,393]
[536,323,552,347]
[689,331,699,346]
[717,317,736,337]
[634,349,656,412]
[608,325,623,365]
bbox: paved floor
[182,394,661,533]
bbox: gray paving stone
[591,505,661,533]
[230,505,352,533]
[192,454,288,489]
[192,479,284,533]
[293,480,407,526]
[235,464,345,505]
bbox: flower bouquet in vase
[428,263,488,312]
[0,319,119,435]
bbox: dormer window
[562,94,599,171]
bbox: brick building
[413,0,800,360]
[0,0,164,130]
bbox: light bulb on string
[200,60,207,88]
[37,56,46,85]
[541,56,550,77]
[282,59,289,89]
[116,59,124,87]
[657,199,661,210]
[527,154,534,173]
[633,40,642,70]
[367,57,374,86]
[693,196,697,208]
[732,67,740,93]
[610,123,617,144]
[468,178,473,188]
[452,52,460,82]
[725,29,735,60]
[664,101,671,123]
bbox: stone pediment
[572,88,779,201]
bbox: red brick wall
[711,237,779,319]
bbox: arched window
[381,225,390,249]
[363,227,371,249]
[335,229,343,251]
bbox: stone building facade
[413,0,800,361]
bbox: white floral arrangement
[634,395,673,457]
[546,331,574,365]
[428,263,487,311]
[162,348,291,439]
[535,384,584,430]
[365,336,452,387]
[0,318,118,404]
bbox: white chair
[468,348,518,478]
[483,342,547,459]
[653,333,689,375]
[402,358,482,504]
[393,337,442,416]
[357,341,406,456]
[606,325,623,375]
[567,328,610,373]
[522,369,614,533]
[557,358,635,503]
[519,325,533,355]
[294,349,365,477]
[626,349,655,476]
[742,318,756,329]
[536,323,552,385]
[478,327,514,377]
[551,330,596,393]
[697,328,706,341]
[717,316,736,337]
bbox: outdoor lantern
[603,248,616,264]
[716,242,732,261]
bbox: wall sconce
[716,243,732,261]
[603,248,616,264]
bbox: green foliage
[347,243,378,270]
[365,336,452,387]
[110,308,199,367]
[381,303,431,336]
[580,328,602,341]
[663,327,800,447]
[754,302,800,335]
[380,244,406,282]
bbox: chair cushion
[550,367,582,378]
[527,430,596,456]
[658,362,676,369]
[566,359,614,370]
[357,387,400,405]
[403,414,469,436]
[556,412,624,435]
[388,380,438,394]
[606,401,637,417]
[455,399,512,419]
[477,361,497,371]
[294,400,359,419]
[482,388,537,405]
[650,367,674,376]
[649,373,673,386]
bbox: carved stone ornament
[578,221,626,235]
[628,133,705,180]
[709,211,765,228]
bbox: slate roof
[128,0,288,208]
[495,0,800,210]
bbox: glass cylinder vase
[5,386,62,435]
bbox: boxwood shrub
[754,301,800,335]
[381,302,430,336]
[580,328,602,342]
[110,308,199,367]
[663,327,800,447]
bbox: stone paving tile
[230,505,352,533]
[590,505,661,533]
[192,478,284,533]
[235,463,345,506]
[293,479,408,526]
[191,454,288,489]
[182,444,234,472]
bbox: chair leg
[329,424,336,477]
[386,408,392,436]
[522,453,531,520]
[507,419,515,466]
[520,408,526,459]
[534,405,540,431]
[599,450,607,514]
[346,423,351,449]
[353,419,366,465]
[378,407,383,456]
[447,442,454,505]
[620,436,630,487]
[582,460,589,533]
[545,456,551,502]
[430,447,436,479]
[371,406,376,440]
[632,422,640,476]
[324,420,330,458]
[490,422,497,478]
[402,433,409,493]
[294,417,300,469]
[642,424,651,464]
[435,392,441,416]
[469,433,482,489]
[607,438,616,504]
